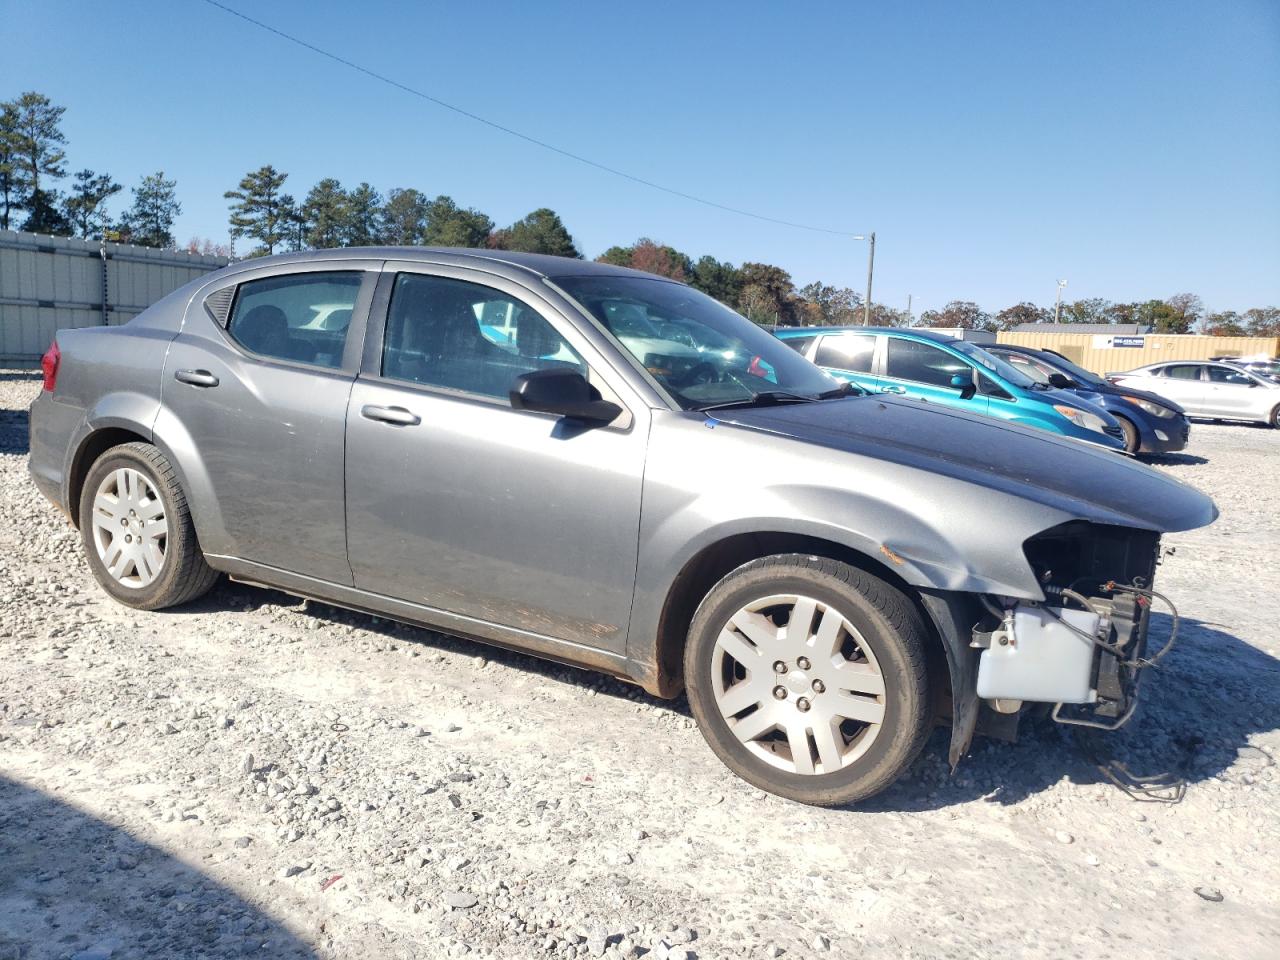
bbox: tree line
[4,90,1276,338]
[0,92,183,248]
[918,295,1279,338]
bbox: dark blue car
[986,344,1190,455]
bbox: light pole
[1054,279,1068,323]
[853,233,876,325]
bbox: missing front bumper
[973,589,1154,732]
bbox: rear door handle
[174,369,219,388]
[361,404,421,426]
[879,384,907,394]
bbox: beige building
[996,329,1280,376]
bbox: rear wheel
[684,555,933,806]
[1115,415,1140,453]
[78,442,218,610]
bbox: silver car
[1109,361,1280,427]
[29,248,1217,805]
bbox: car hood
[710,396,1217,533]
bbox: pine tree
[489,208,580,257]
[22,188,71,235]
[301,178,348,249]
[224,165,290,256]
[119,171,181,248]
[421,195,493,248]
[381,187,428,245]
[8,92,67,209]
[0,101,20,230]
[62,169,122,239]
[342,182,383,246]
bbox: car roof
[774,325,959,344]
[211,246,676,285]
[1131,360,1250,373]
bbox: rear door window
[1162,364,1203,380]
[884,338,967,387]
[815,334,876,372]
[227,272,361,369]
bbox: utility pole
[906,293,912,325]
[1054,279,1068,323]
[855,232,876,325]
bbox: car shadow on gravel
[0,405,29,456]
[863,613,1279,812]
[1143,452,1209,466]
[0,775,316,959]
[176,585,1277,813]
[179,578,680,709]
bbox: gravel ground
[1,370,1278,960]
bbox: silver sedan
[29,248,1216,805]
[1109,360,1280,427]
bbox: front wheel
[1271,405,1280,429]
[684,555,933,806]
[78,442,219,610]
[1115,415,1140,453]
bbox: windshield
[1041,352,1107,387]
[951,340,1039,389]
[1237,361,1280,379]
[555,276,838,409]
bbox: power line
[197,0,860,238]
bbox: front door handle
[361,404,421,426]
[879,384,907,394]
[174,369,219,388]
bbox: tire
[1115,415,1140,454]
[683,554,933,806]
[1271,405,1280,429]
[78,442,219,610]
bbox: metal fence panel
[0,229,229,361]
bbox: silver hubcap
[712,594,886,775]
[91,468,168,589]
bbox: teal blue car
[775,326,1127,450]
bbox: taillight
[40,340,60,392]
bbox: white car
[1109,361,1280,428]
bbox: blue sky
[3,0,1277,315]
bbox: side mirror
[950,372,977,400]
[510,368,622,424]
[1047,372,1076,389]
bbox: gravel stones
[443,890,479,910]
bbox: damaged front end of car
[969,521,1172,738]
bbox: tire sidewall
[685,559,930,805]
[1116,415,1140,453]
[78,446,187,609]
